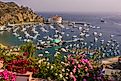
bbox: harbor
[0,16,120,59]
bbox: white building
[48,15,62,24]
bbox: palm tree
[20,41,36,58]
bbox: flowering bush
[0,42,40,78]
[34,52,64,80]
[35,52,116,81]
[6,58,39,74]
[1,42,121,81]
[62,54,93,81]
[0,70,16,81]
[3,52,39,74]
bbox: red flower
[20,68,27,74]
[23,60,29,64]
[12,60,17,64]
[7,65,13,71]
[89,73,93,77]
[23,52,29,56]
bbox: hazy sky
[2,0,121,13]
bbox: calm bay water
[0,12,121,55]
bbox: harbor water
[0,13,121,57]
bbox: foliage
[20,41,36,58]
[1,42,121,81]
[34,52,64,80]
[0,47,9,58]
[35,52,121,81]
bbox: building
[48,15,62,24]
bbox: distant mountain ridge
[0,1,44,26]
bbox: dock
[63,20,90,26]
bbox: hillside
[0,1,44,26]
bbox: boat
[0,26,7,31]
[100,18,105,23]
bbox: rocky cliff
[0,1,44,26]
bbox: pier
[63,20,90,26]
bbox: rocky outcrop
[0,1,44,26]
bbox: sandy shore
[0,43,8,48]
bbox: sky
[1,0,121,13]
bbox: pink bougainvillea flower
[73,66,77,73]
[85,67,88,72]
[83,59,89,63]
[72,59,75,65]
[86,73,89,77]
[68,54,72,58]
[88,64,93,69]
[70,72,76,81]
[77,64,81,68]
[83,78,87,81]
[0,70,16,81]
[80,59,85,64]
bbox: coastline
[0,22,44,28]
[0,43,8,48]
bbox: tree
[20,41,36,58]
